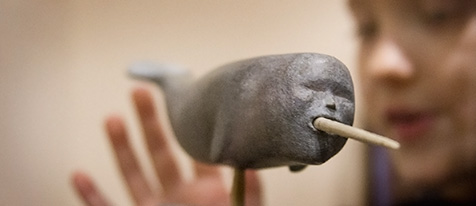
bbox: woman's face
[350,0,476,188]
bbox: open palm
[72,88,262,206]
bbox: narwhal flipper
[289,165,307,172]
[128,61,191,94]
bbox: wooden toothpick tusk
[313,117,400,149]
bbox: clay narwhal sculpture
[129,53,355,171]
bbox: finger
[244,170,263,206]
[105,116,155,205]
[193,161,222,179]
[132,88,183,192]
[71,171,111,206]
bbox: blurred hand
[71,87,262,206]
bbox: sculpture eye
[332,85,353,101]
[303,79,327,93]
[304,79,353,101]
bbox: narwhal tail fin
[128,61,190,93]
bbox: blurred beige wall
[0,1,366,205]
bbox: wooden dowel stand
[231,168,245,206]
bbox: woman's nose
[366,36,415,84]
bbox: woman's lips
[386,110,435,142]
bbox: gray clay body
[130,53,355,169]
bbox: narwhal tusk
[313,117,400,149]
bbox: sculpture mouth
[310,115,337,132]
[310,115,349,140]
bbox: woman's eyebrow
[347,0,373,19]
[348,0,364,14]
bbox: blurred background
[0,0,366,205]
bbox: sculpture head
[215,53,355,168]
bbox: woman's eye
[420,0,470,27]
[424,10,451,25]
[356,21,378,42]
